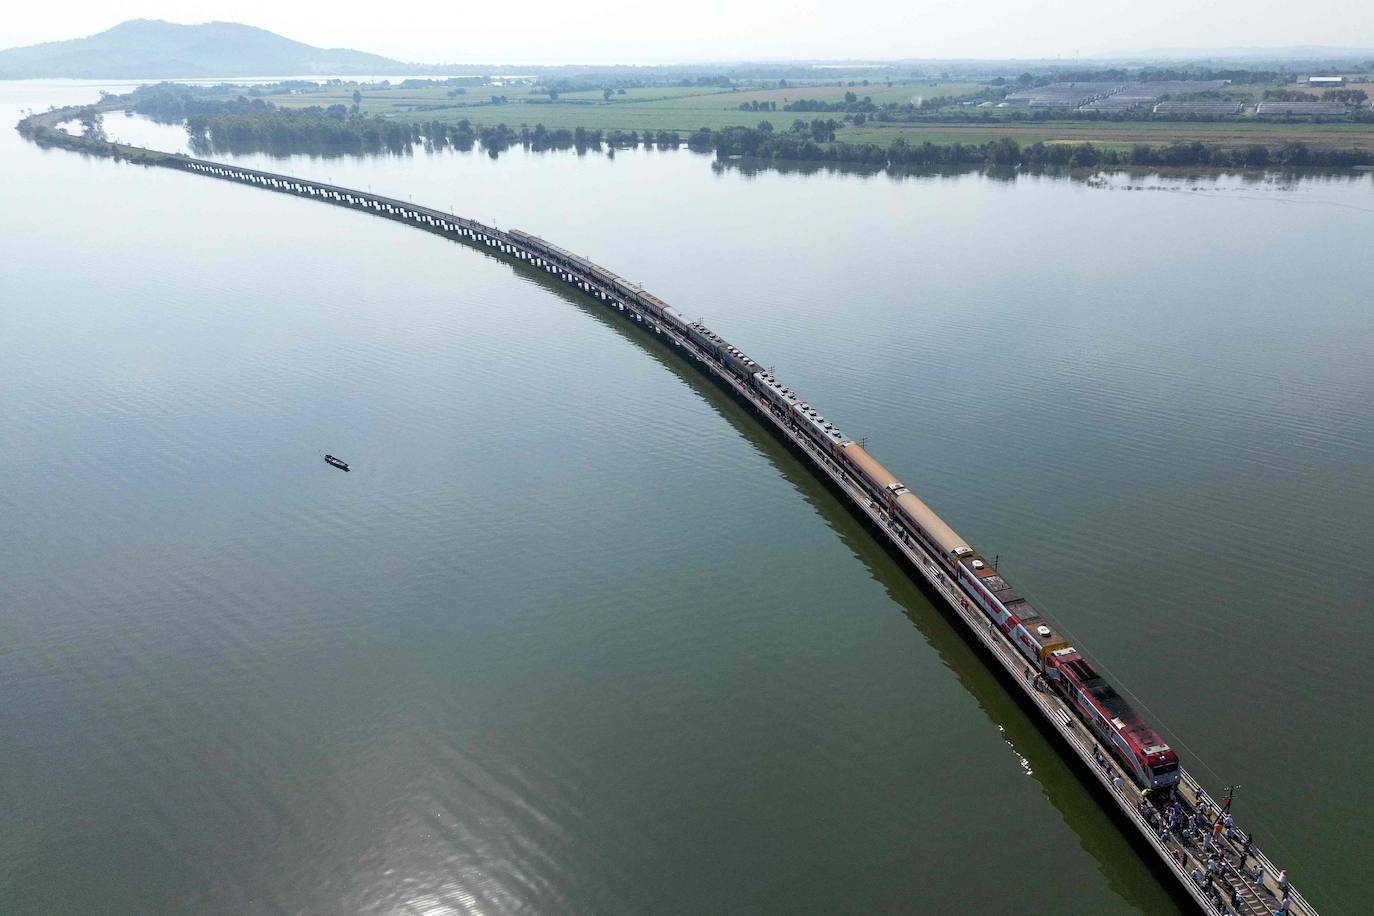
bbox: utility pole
[1221,784,1240,812]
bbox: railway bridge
[121,150,1321,915]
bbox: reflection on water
[102,106,1374,194]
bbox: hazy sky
[4,1,1373,63]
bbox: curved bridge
[104,150,1320,916]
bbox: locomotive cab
[1142,747,1181,788]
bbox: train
[504,229,1181,792]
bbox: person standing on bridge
[1239,832,1253,865]
[1277,869,1289,898]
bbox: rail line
[91,147,1318,914]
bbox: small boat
[324,454,350,472]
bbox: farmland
[272,79,988,133]
[844,118,1374,152]
[261,76,1374,154]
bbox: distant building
[1153,100,1243,116]
[1307,76,1346,87]
[1257,99,1349,116]
[1004,80,1229,111]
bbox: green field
[259,78,1374,153]
[274,79,988,133]
[845,118,1374,152]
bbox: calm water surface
[2,81,1372,914]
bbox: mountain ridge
[0,19,410,79]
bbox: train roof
[794,402,850,446]
[588,263,621,283]
[962,563,1067,653]
[756,373,800,403]
[723,344,759,368]
[639,290,671,311]
[519,232,584,267]
[690,321,722,342]
[1053,650,1172,756]
[892,489,969,556]
[1006,600,1062,650]
[691,323,758,363]
[839,443,902,491]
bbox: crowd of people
[1091,744,1292,915]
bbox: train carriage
[957,559,1069,666]
[637,290,672,320]
[791,402,851,456]
[890,489,971,571]
[721,345,760,381]
[587,264,621,290]
[837,443,904,506]
[509,230,589,274]
[661,306,692,334]
[686,321,721,356]
[753,372,800,416]
[687,324,754,380]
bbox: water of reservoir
[3,80,1372,914]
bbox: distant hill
[0,19,410,79]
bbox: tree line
[692,126,1374,170]
[173,105,692,157]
